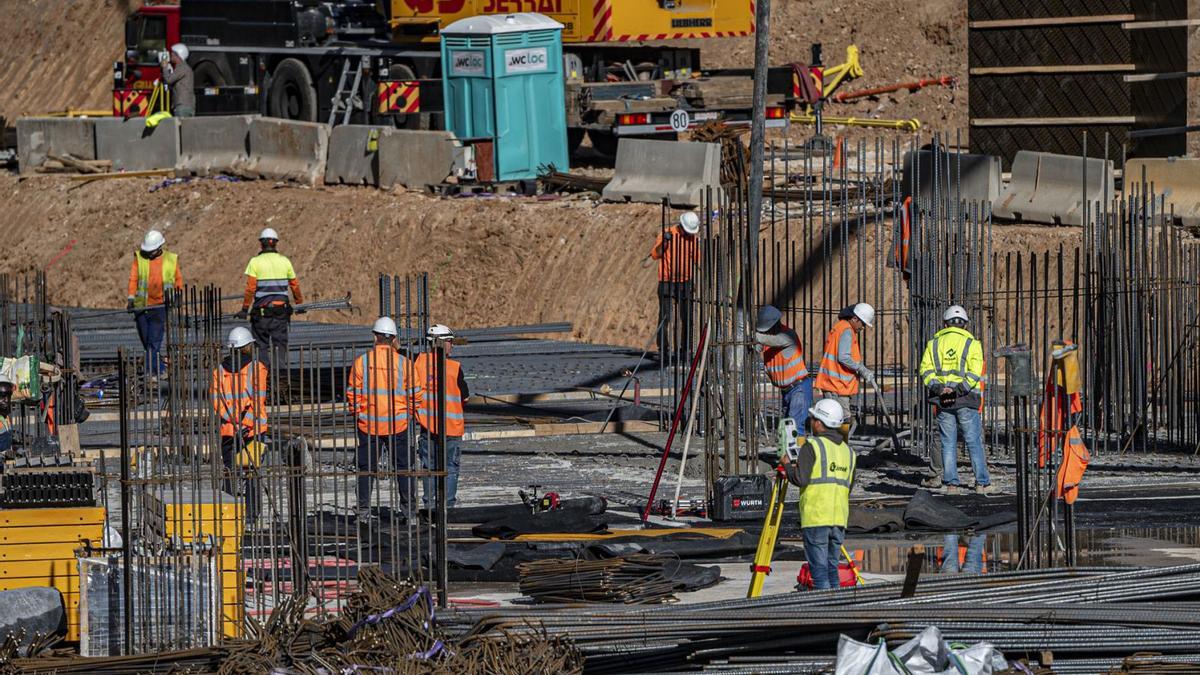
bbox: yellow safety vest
[919,326,986,392]
[133,251,178,308]
[799,436,855,529]
[244,252,296,307]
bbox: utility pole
[746,0,771,303]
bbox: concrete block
[377,130,458,189]
[178,115,255,176]
[602,138,721,208]
[901,150,1002,210]
[325,124,388,186]
[1125,157,1200,228]
[243,118,328,185]
[16,117,97,174]
[994,151,1114,226]
[0,587,65,648]
[94,117,180,172]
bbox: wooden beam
[974,114,1132,125]
[970,64,1136,76]
[969,14,1135,30]
[1122,19,1200,30]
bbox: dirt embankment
[0,0,138,125]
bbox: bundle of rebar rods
[517,554,685,604]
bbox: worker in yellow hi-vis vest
[126,229,183,375]
[781,398,856,590]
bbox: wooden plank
[969,14,1135,29]
[971,116,1137,126]
[68,169,174,181]
[970,64,1136,75]
[1122,19,1200,30]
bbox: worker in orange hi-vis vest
[642,211,702,362]
[127,229,183,375]
[814,303,876,431]
[346,317,420,518]
[755,304,812,432]
[413,324,470,509]
[210,327,269,523]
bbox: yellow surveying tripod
[747,419,864,597]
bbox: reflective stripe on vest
[815,320,860,396]
[211,360,268,437]
[413,353,466,436]
[798,436,855,529]
[920,329,987,390]
[134,251,177,308]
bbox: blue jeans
[356,430,413,510]
[418,433,461,507]
[938,407,989,486]
[782,378,813,432]
[0,428,10,453]
[802,525,845,590]
[940,534,986,574]
[134,307,167,374]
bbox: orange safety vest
[1055,425,1090,505]
[650,225,701,283]
[815,319,861,396]
[762,325,808,389]
[893,197,912,278]
[347,345,418,436]
[210,358,269,438]
[413,352,466,437]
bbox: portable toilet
[440,13,568,182]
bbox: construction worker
[643,211,702,362]
[237,228,303,369]
[940,533,986,574]
[814,303,876,421]
[0,372,13,454]
[919,305,995,494]
[755,305,811,431]
[347,317,419,516]
[210,327,268,522]
[126,229,183,375]
[781,398,856,591]
[162,44,195,118]
[413,324,470,508]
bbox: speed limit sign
[669,109,690,132]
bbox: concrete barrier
[377,130,458,189]
[325,125,388,186]
[16,117,97,174]
[94,117,181,172]
[1124,157,1200,227]
[242,118,329,185]
[178,115,255,176]
[602,138,721,207]
[994,151,1114,226]
[901,150,1002,210]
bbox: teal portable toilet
[440,13,568,182]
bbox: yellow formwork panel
[0,507,105,528]
[0,542,96,562]
[157,498,245,639]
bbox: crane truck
[114,0,798,154]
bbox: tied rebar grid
[0,272,59,456]
[97,272,452,655]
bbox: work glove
[861,369,875,386]
[235,309,249,320]
[126,299,135,312]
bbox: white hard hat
[678,211,701,235]
[227,327,254,349]
[943,305,969,324]
[140,230,165,252]
[0,372,14,387]
[259,228,279,241]
[170,44,189,61]
[372,316,398,337]
[808,398,846,428]
[852,303,875,328]
[426,324,454,341]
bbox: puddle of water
[850,526,1200,574]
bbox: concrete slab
[603,139,721,208]
[1124,157,1200,228]
[377,130,458,189]
[901,150,1002,211]
[93,117,181,172]
[242,118,329,186]
[16,117,97,174]
[0,587,65,647]
[994,151,1114,226]
[178,115,255,176]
